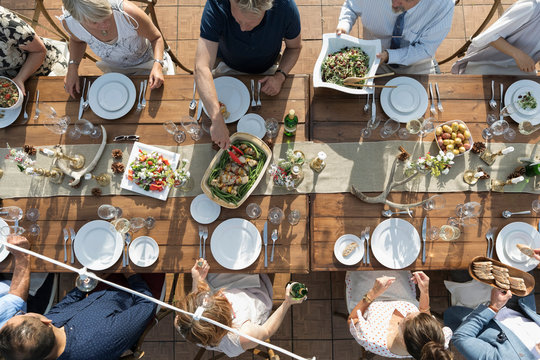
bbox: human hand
[369,276,396,299]
[210,119,231,149]
[533,248,540,262]
[7,235,30,258]
[336,27,347,36]
[376,51,389,64]
[191,258,209,283]
[411,271,430,294]
[12,76,26,96]
[64,68,80,99]
[489,288,512,311]
[148,63,164,89]
[284,283,307,305]
[259,74,284,97]
[513,50,536,73]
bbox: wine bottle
[525,163,540,176]
[287,281,308,299]
[284,109,298,137]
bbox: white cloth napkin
[444,280,492,308]
[207,273,261,291]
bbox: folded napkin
[207,273,261,291]
[444,280,492,308]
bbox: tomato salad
[127,150,173,192]
[0,78,19,108]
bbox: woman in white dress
[60,0,169,98]
[452,0,540,75]
[174,259,305,357]
[347,270,453,359]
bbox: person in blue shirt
[0,235,30,329]
[0,272,156,360]
[196,0,302,149]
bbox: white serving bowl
[0,76,23,128]
[435,120,473,157]
[313,33,381,95]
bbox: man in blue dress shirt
[0,272,156,360]
[0,235,30,328]
[336,0,454,74]
[195,0,302,149]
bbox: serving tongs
[227,145,245,166]
[343,72,395,85]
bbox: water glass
[503,128,516,141]
[422,195,446,211]
[455,202,481,218]
[97,204,123,220]
[111,218,131,234]
[265,118,279,139]
[361,116,383,139]
[75,273,98,292]
[288,210,301,226]
[486,114,497,125]
[491,120,509,136]
[25,208,40,222]
[41,103,70,134]
[398,127,411,140]
[418,117,435,138]
[68,118,102,139]
[405,118,422,135]
[130,217,146,232]
[28,223,40,237]
[180,116,203,141]
[163,120,186,144]
[246,203,262,219]
[532,199,540,214]
[268,207,284,225]
[439,224,461,241]
[427,226,440,240]
[0,207,24,223]
[145,216,156,230]
[379,118,400,138]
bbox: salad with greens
[517,91,537,111]
[127,150,173,192]
[321,47,370,87]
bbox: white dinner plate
[120,142,181,201]
[381,77,429,123]
[371,218,421,269]
[237,113,266,139]
[496,222,540,271]
[129,236,159,267]
[202,77,250,123]
[210,218,262,270]
[190,194,221,224]
[88,73,136,120]
[0,218,11,263]
[74,220,124,271]
[504,80,540,125]
[334,234,364,266]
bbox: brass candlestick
[84,172,111,186]
[480,146,514,166]
[490,176,525,193]
[32,167,65,184]
[53,146,85,169]
[463,170,486,185]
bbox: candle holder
[463,169,487,185]
[41,146,86,170]
[85,172,111,186]
[490,176,525,193]
[480,146,514,166]
[32,167,65,184]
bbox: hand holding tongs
[227,145,245,165]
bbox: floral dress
[0,6,67,78]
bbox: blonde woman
[59,0,169,98]
[175,259,305,357]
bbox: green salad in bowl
[321,47,370,87]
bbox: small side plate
[129,236,159,267]
[334,234,364,266]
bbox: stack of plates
[210,218,261,270]
[381,77,428,123]
[370,218,421,269]
[88,73,136,120]
[74,220,124,270]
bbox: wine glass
[427,226,440,240]
[75,271,98,292]
[111,218,131,235]
[163,120,186,144]
[68,118,102,139]
[0,225,25,236]
[145,216,156,230]
[482,119,509,140]
[287,210,300,226]
[246,203,262,219]
[268,207,284,225]
[503,128,516,141]
[398,127,411,140]
[361,116,383,139]
[41,103,70,134]
[130,217,146,232]
[0,207,24,225]
[439,224,461,241]
[455,202,482,218]
[27,223,40,237]
[532,199,540,215]
[417,117,435,138]
[486,114,497,126]
[97,204,123,220]
[180,116,203,141]
[422,195,446,211]
[25,208,40,222]
[379,118,400,138]
[265,118,279,138]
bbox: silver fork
[141,79,148,109]
[33,90,40,120]
[256,82,262,109]
[364,226,371,265]
[486,227,496,258]
[69,227,76,264]
[429,82,437,116]
[21,91,30,124]
[250,79,256,110]
[136,81,144,112]
[62,228,68,262]
[125,233,132,266]
[435,83,443,112]
[202,226,208,259]
[360,229,366,265]
[364,92,370,113]
[83,81,92,112]
[198,225,203,258]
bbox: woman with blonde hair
[347,271,453,359]
[175,259,305,357]
[59,0,170,98]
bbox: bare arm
[124,0,165,89]
[490,37,537,73]
[259,34,302,96]
[62,20,87,99]
[348,276,396,325]
[7,236,31,301]
[195,37,230,149]
[13,36,47,95]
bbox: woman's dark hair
[402,313,453,360]
[0,317,55,360]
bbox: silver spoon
[270,229,278,262]
[502,209,531,218]
[489,80,497,110]
[189,80,197,112]
[364,92,370,113]
[382,209,412,218]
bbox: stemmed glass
[75,270,98,292]
[163,121,186,144]
[379,118,400,138]
[265,118,279,139]
[0,206,24,226]
[532,199,540,215]
[486,114,497,126]
[68,118,102,139]
[130,217,146,232]
[268,207,284,225]
[26,208,40,237]
[1,225,25,236]
[361,116,383,139]
[455,202,482,218]
[180,116,203,141]
[40,103,71,134]
[144,217,156,230]
[288,210,300,226]
[417,117,435,138]
[97,204,123,220]
[246,203,262,219]
[482,119,509,140]
[111,218,131,235]
[422,195,446,211]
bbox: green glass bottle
[525,163,540,176]
[287,281,308,299]
[284,109,298,137]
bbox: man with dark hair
[0,272,157,360]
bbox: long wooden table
[311,74,540,271]
[0,74,311,273]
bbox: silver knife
[263,221,268,268]
[196,99,203,121]
[421,217,427,264]
[499,83,504,121]
[78,77,87,120]
[370,87,376,126]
